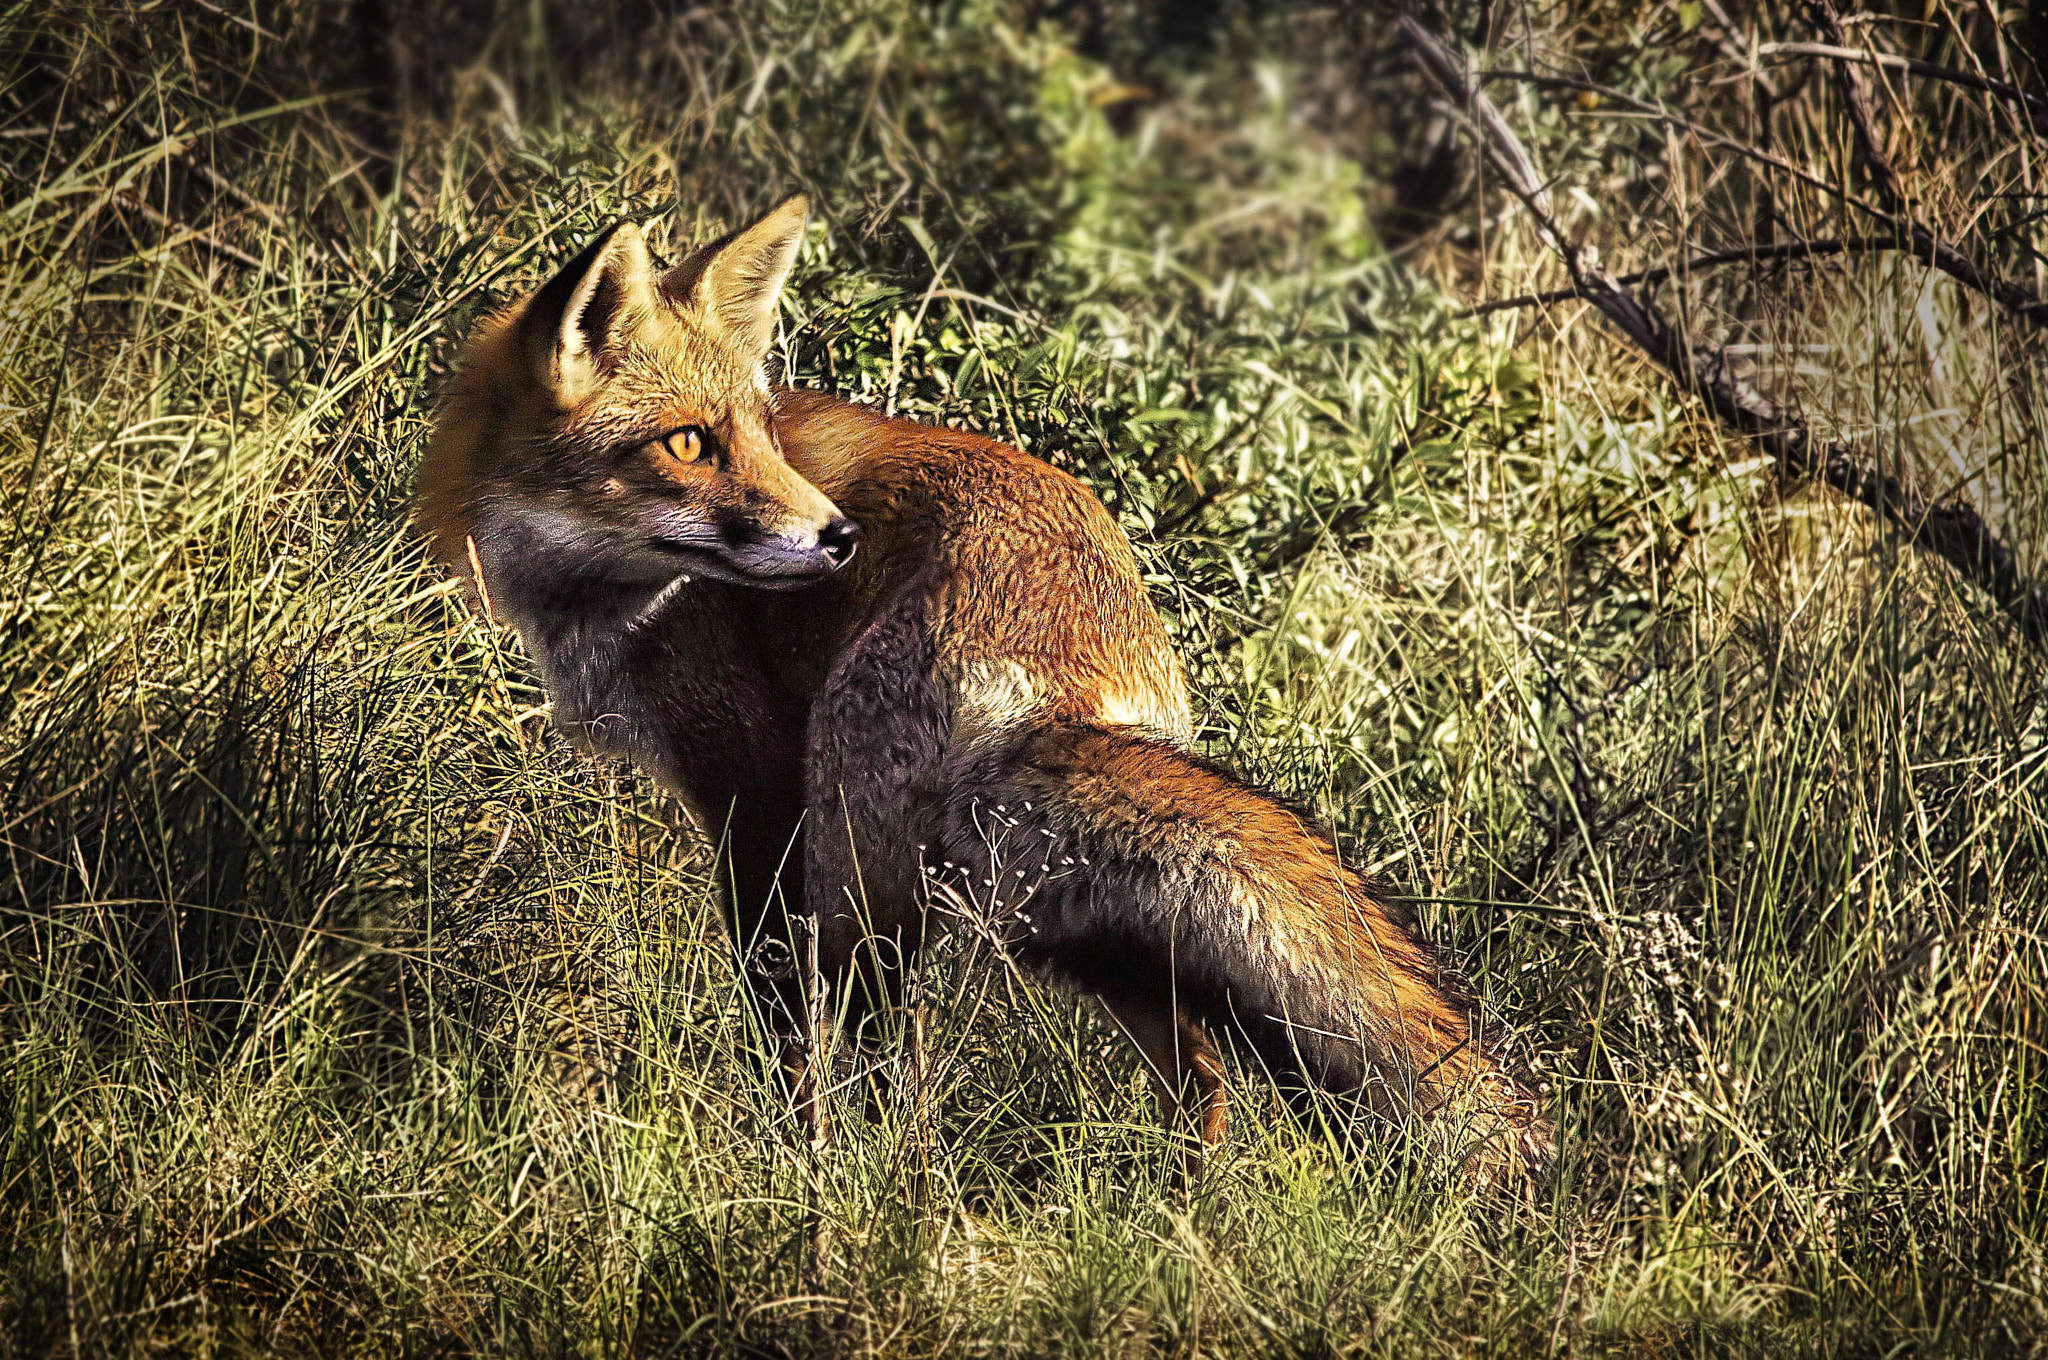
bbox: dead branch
[1757,41,2048,128]
[1802,3,2048,328]
[1464,237,1894,315]
[1403,14,2048,652]
[1805,2,1911,209]
[1477,67,2048,330]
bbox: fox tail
[939,720,1553,1183]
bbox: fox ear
[659,194,808,364]
[525,221,654,405]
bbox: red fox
[417,195,1552,1182]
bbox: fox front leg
[803,599,951,1124]
[607,590,822,1123]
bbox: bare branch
[1757,41,2048,128]
[1476,67,2048,330]
[1805,2,1910,210]
[1409,25,1552,214]
[1464,236,1894,315]
[1402,15,2048,652]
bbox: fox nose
[818,516,860,567]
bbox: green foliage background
[1,1,2044,1354]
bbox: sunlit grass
[1,1,2043,1355]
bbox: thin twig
[1404,15,2048,652]
[1464,236,1894,315]
[1757,41,2048,126]
[1477,66,2048,330]
[1798,4,2048,327]
[0,122,82,140]
[1806,2,1910,210]
[1480,70,1895,208]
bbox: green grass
[2,0,2045,1354]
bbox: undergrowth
[1,1,2044,1355]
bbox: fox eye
[644,426,711,468]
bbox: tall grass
[1,1,2043,1354]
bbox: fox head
[418,195,856,596]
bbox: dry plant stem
[1465,236,1895,315]
[115,192,264,271]
[1476,68,2048,330]
[1758,41,2048,130]
[1402,15,2048,652]
[1803,2,2048,327]
[1805,1,1908,208]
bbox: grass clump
[2,0,2045,1354]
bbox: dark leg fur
[802,591,950,1118]
[622,591,818,1117]
[708,779,814,1108]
